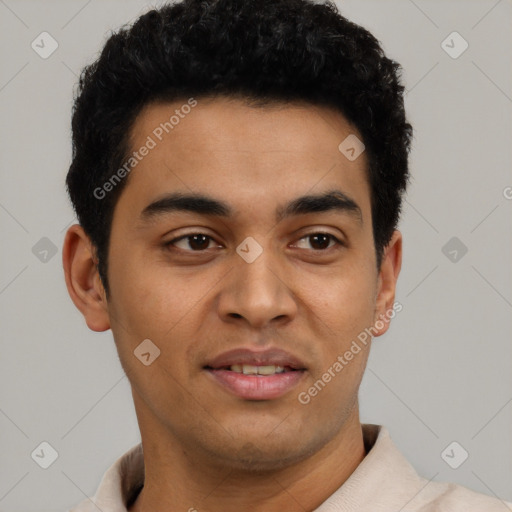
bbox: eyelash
[165,232,344,253]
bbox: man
[63,0,510,510]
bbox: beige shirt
[69,424,511,511]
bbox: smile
[226,364,288,375]
[204,347,308,400]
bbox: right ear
[62,224,111,332]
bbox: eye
[166,233,219,252]
[293,232,343,251]
[165,232,343,253]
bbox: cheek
[300,259,377,334]
[108,245,184,326]
[107,254,225,366]
[296,270,375,416]
[107,270,199,411]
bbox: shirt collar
[312,424,422,511]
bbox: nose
[216,243,297,330]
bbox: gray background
[0,0,511,510]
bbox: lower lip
[206,369,305,400]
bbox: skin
[63,96,402,512]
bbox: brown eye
[167,234,215,251]
[308,233,332,250]
[294,233,342,251]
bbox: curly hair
[66,0,412,295]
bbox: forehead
[116,96,371,224]
[131,96,362,156]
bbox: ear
[62,224,111,332]
[372,230,402,337]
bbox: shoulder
[414,476,511,511]
[359,425,511,512]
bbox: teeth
[242,364,258,375]
[257,365,283,375]
[230,364,286,375]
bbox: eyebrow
[139,189,363,225]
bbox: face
[74,96,401,471]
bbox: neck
[129,399,366,512]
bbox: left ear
[372,230,402,337]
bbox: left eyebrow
[275,189,362,225]
[138,189,362,225]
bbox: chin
[198,431,327,474]
[217,446,309,473]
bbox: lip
[205,348,307,370]
[204,348,307,401]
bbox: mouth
[203,348,307,400]
[208,363,299,375]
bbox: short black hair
[66,0,412,296]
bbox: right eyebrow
[139,193,232,222]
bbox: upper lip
[205,348,307,370]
